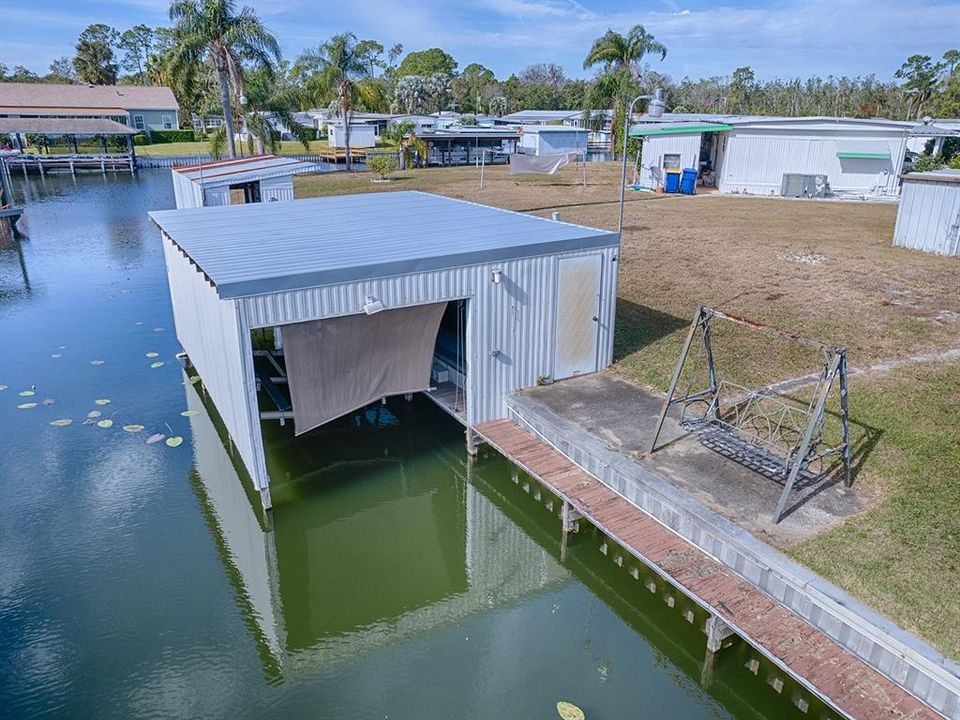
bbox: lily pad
[180,410,199,417]
[150,361,164,369]
[87,410,102,419]
[97,419,113,428]
[165,436,184,448]
[50,419,73,427]
[94,399,111,406]
[19,390,35,397]
[557,702,585,720]
[17,402,38,410]
[123,424,145,433]
[145,352,159,358]
[145,433,165,445]
[90,360,106,366]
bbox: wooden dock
[476,419,942,720]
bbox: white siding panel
[893,179,960,256]
[162,234,267,490]
[171,169,204,209]
[638,134,701,188]
[259,176,295,202]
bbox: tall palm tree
[169,0,280,158]
[583,25,667,159]
[295,33,381,170]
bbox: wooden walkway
[476,419,942,720]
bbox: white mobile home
[893,169,960,256]
[171,155,322,209]
[519,125,589,156]
[151,192,619,509]
[327,122,377,148]
[634,116,914,197]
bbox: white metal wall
[162,235,268,491]
[718,128,908,195]
[893,178,960,256]
[328,124,376,148]
[238,245,619,427]
[171,170,204,209]
[202,186,231,207]
[259,176,295,202]
[638,134,702,188]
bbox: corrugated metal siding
[719,128,908,195]
[162,234,267,490]
[259,176,295,202]
[171,169,204,209]
[239,246,619,427]
[893,178,960,255]
[203,186,230,207]
[638,134,701,187]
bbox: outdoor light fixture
[491,269,503,284]
[618,87,665,233]
[362,296,385,315]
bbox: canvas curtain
[509,152,570,175]
[283,302,446,435]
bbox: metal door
[554,254,602,380]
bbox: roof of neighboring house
[0,83,178,112]
[902,168,960,184]
[0,117,138,135]
[173,154,322,189]
[520,124,590,133]
[500,110,582,123]
[149,191,618,298]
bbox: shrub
[148,129,197,144]
[912,154,946,173]
[368,154,397,180]
[132,133,149,146]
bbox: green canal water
[0,171,840,719]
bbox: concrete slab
[521,372,869,546]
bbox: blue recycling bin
[664,169,681,193]
[680,168,698,195]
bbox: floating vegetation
[17,402,38,410]
[97,419,114,429]
[165,436,184,448]
[150,361,165,369]
[94,399,111,406]
[90,360,106,366]
[50,419,73,427]
[19,390,35,397]
[123,424,145,433]
[87,410,102,419]
[556,702,585,720]
[180,410,199,417]
[188,376,201,385]
[145,352,159,358]
[145,433,165,445]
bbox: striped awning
[836,140,890,159]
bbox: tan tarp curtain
[283,303,446,435]
[509,152,570,175]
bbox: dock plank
[476,419,941,720]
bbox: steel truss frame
[649,305,851,524]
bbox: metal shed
[518,125,590,156]
[150,191,619,509]
[893,169,960,256]
[171,154,321,209]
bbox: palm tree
[169,0,281,159]
[383,121,428,170]
[242,64,312,155]
[583,25,667,159]
[295,33,381,171]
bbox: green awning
[629,121,733,137]
[835,140,890,159]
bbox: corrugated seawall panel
[719,128,908,195]
[239,246,619,427]
[162,234,266,489]
[638,134,701,187]
[894,179,960,256]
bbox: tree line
[1,0,957,163]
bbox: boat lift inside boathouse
[150,191,619,509]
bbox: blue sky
[3,0,958,81]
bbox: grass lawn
[136,138,396,157]
[294,162,960,657]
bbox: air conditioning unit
[781,173,830,198]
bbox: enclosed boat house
[151,191,619,508]
[171,154,321,209]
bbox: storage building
[327,122,377,148]
[519,125,589,156]
[893,169,960,256]
[171,154,321,209]
[151,191,619,508]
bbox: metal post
[649,305,705,454]
[838,349,851,487]
[479,148,485,189]
[702,315,721,420]
[618,88,664,233]
[773,350,844,523]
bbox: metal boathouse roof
[149,191,619,298]
[172,154,322,189]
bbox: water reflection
[0,232,31,304]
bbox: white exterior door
[554,254,602,380]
